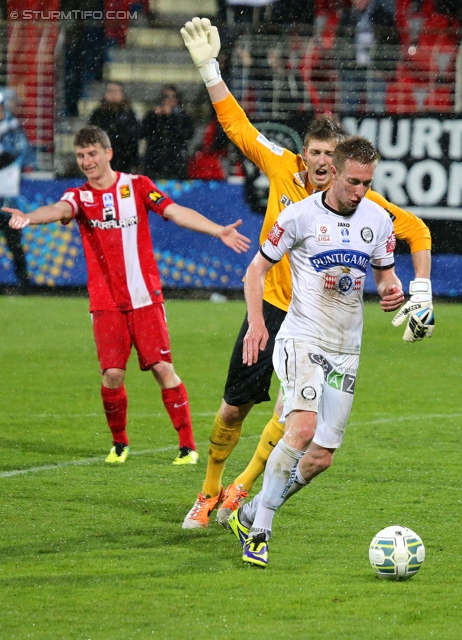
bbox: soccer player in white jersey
[228,136,405,568]
[6,125,250,466]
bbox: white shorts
[273,338,360,449]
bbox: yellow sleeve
[213,93,296,179]
[366,190,432,253]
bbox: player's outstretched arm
[5,201,73,229]
[243,252,273,366]
[180,17,229,103]
[163,202,251,254]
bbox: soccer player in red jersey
[6,125,251,465]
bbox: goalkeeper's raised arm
[180,17,229,103]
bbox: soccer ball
[369,525,425,580]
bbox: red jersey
[61,173,173,312]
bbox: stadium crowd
[62,0,462,181]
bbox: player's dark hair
[332,136,381,173]
[304,114,345,147]
[74,125,111,150]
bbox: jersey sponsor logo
[103,206,116,221]
[80,190,94,204]
[280,194,293,208]
[256,133,284,156]
[268,221,285,246]
[148,190,166,205]
[340,228,350,243]
[89,215,138,230]
[62,192,76,204]
[361,227,374,243]
[308,353,356,394]
[386,232,396,253]
[316,223,332,244]
[310,249,370,274]
[103,193,114,206]
[119,185,131,199]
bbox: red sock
[161,382,196,450]
[101,384,129,445]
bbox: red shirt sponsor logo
[149,190,165,205]
[268,221,285,246]
[386,232,396,253]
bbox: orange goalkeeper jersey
[214,93,431,313]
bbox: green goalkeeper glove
[392,278,434,342]
[181,17,221,87]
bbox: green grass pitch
[1,296,461,639]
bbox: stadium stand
[3,0,462,171]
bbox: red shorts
[92,303,172,372]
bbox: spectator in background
[231,42,259,115]
[63,0,105,117]
[88,82,140,173]
[188,106,228,180]
[141,85,194,180]
[271,0,315,25]
[436,0,462,23]
[335,0,400,114]
[266,43,303,118]
[0,94,31,291]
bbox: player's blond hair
[332,136,381,174]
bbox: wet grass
[1,296,461,639]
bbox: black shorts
[223,300,287,407]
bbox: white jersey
[261,190,396,354]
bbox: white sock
[240,493,259,528]
[281,463,309,502]
[248,439,304,539]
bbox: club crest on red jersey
[268,221,285,246]
[120,185,131,199]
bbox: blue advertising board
[0,178,461,297]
